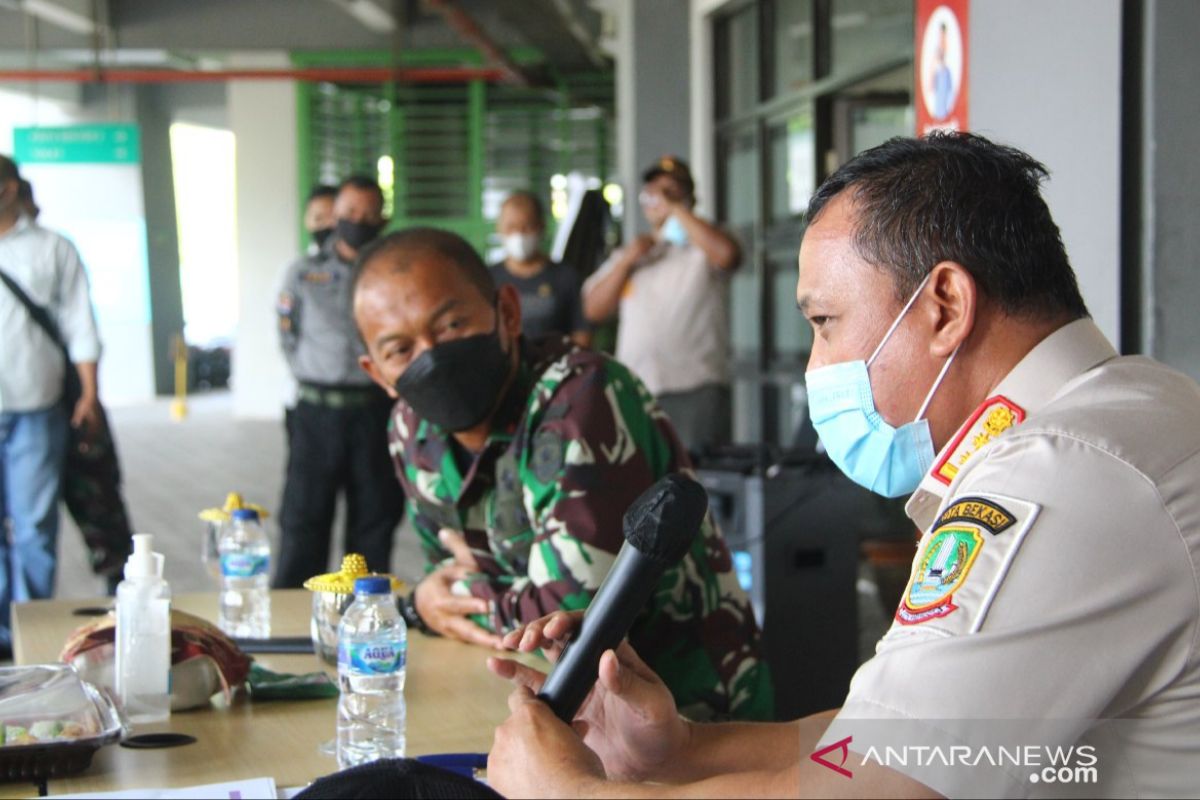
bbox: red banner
[915,0,969,135]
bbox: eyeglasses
[638,190,665,208]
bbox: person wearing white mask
[490,191,591,349]
[582,156,741,458]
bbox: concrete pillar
[614,0,692,240]
[134,85,186,396]
[970,0,1123,346]
[1141,0,1200,380]
[228,76,298,420]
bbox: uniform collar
[905,318,1118,529]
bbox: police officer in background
[274,175,404,587]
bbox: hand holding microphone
[536,472,710,722]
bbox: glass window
[771,0,814,96]
[831,0,914,76]
[720,128,759,230]
[767,106,816,223]
[770,260,811,360]
[716,5,760,119]
[730,268,761,358]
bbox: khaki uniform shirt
[586,241,730,396]
[818,320,1200,798]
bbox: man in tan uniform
[484,132,1200,798]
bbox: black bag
[0,265,133,582]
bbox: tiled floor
[52,391,425,600]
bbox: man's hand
[412,563,502,648]
[489,686,607,799]
[488,611,690,782]
[625,234,655,265]
[70,394,101,438]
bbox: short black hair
[807,132,1089,321]
[0,154,19,185]
[17,178,33,202]
[354,226,496,304]
[307,183,337,203]
[501,190,546,227]
[337,174,385,210]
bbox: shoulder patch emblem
[896,526,984,625]
[932,395,1026,485]
[936,496,1015,535]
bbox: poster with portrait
[915,0,969,135]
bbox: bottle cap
[353,576,393,595]
[231,508,259,521]
[124,533,158,580]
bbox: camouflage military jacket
[388,336,773,720]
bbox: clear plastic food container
[0,664,125,784]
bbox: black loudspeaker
[698,455,910,721]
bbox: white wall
[970,0,1123,345]
[228,77,298,420]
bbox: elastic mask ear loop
[913,344,960,423]
[867,272,933,368]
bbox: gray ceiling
[0,0,609,72]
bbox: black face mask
[311,227,335,249]
[336,218,383,250]
[394,326,512,432]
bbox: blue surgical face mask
[804,274,959,498]
[659,214,689,246]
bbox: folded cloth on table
[245,662,337,701]
[60,609,253,710]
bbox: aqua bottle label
[220,553,269,578]
[339,637,407,675]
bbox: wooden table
[6,590,528,796]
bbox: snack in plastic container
[0,664,125,783]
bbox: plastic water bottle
[115,533,171,724]
[217,508,271,638]
[336,576,407,768]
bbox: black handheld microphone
[536,472,709,722]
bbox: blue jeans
[0,406,68,649]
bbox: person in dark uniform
[490,191,590,348]
[273,175,404,587]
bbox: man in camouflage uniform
[353,227,772,721]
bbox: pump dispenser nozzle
[125,533,160,580]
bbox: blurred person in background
[303,183,337,256]
[274,175,405,588]
[16,178,38,221]
[582,157,740,459]
[490,191,590,348]
[0,155,102,656]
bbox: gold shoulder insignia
[932,395,1025,486]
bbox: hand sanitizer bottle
[115,533,171,724]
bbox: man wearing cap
[583,157,740,457]
[486,133,1200,797]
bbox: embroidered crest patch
[896,526,983,625]
[932,395,1026,485]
